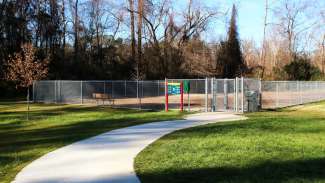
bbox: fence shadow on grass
[137,158,325,183]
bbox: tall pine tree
[217,4,246,78]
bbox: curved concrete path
[13,113,245,183]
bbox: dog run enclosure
[33,78,325,112]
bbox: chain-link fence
[33,80,166,110]
[33,80,210,111]
[261,81,325,109]
[33,79,325,112]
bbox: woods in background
[0,0,324,97]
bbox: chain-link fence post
[289,82,293,106]
[276,82,279,108]
[316,82,318,101]
[54,80,57,104]
[124,80,127,97]
[233,79,236,111]
[224,78,228,110]
[80,81,82,104]
[235,77,238,112]
[165,78,168,112]
[205,77,208,112]
[58,80,61,103]
[112,81,114,99]
[104,81,106,94]
[157,80,160,96]
[296,81,299,105]
[211,78,215,112]
[299,81,302,104]
[241,77,244,112]
[138,80,142,110]
[259,78,262,109]
[32,81,35,102]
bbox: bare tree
[61,0,66,55]
[242,39,260,69]
[68,0,80,60]
[272,0,316,57]
[142,0,217,77]
[137,0,144,79]
[128,0,136,64]
[261,0,269,78]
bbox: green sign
[184,80,190,93]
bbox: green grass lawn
[0,102,184,183]
[135,101,325,183]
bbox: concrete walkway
[13,113,245,183]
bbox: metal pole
[112,82,114,99]
[124,80,127,97]
[58,80,61,103]
[188,87,190,112]
[235,77,238,112]
[316,81,321,101]
[215,79,218,112]
[205,78,208,112]
[317,81,320,101]
[137,80,139,99]
[139,81,142,110]
[259,78,262,110]
[54,81,56,103]
[276,82,279,108]
[27,87,30,120]
[211,78,215,112]
[224,79,228,110]
[233,79,236,111]
[80,81,83,104]
[299,81,302,104]
[142,81,144,98]
[104,81,106,94]
[157,80,160,96]
[165,78,168,112]
[32,81,35,102]
[180,82,184,111]
[296,81,299,105]
[241,77,244,113]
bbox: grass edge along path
[135,101,325,183]
[0,102,184,183]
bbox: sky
[112,0,267,46]
[195,0,266,45]
[113,0,323,49]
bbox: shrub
[283,55,321,80]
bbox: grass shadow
[138,158,325,183]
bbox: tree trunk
[137,0,143,79]
[62,0,66,57]
[128,0,136,63]
[74,0,79,61]
[261,0,268,79]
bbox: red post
[180,82,184,112]
[165,79,168,112]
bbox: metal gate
[211,78,239,112]
[210,77,261,112]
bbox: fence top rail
[263,80,325,83]
[34,80,166,83]
[34,79,325,84]
[167,79,207,81]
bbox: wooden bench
[92,93,114,105]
